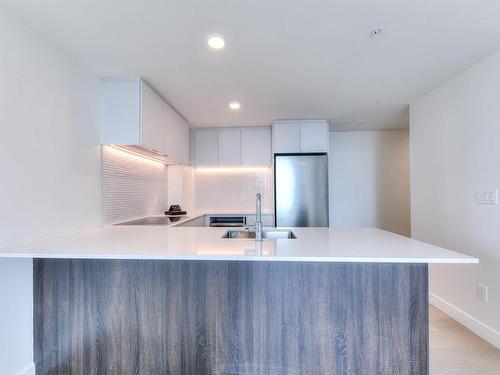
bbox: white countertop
[0,225,478,264]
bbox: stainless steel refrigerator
[274,154,329,227]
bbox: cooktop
[116,216,190,226]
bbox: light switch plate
[475,189,498,205]
[477,284,488,302]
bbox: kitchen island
[0,227,477,375]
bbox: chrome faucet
[242,193,263,240]
[255,193,263,241]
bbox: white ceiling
[2,0,500,130]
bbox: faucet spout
[255,193,263,241]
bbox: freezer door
[275,154,329,227]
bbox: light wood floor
[430,306,500,374]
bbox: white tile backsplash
[102,147,271,224]
[194,168,273,213]
[102,146,168,225]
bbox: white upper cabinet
[102,79,142,145]
[141,82,164,152]
[241,128,272,166]
[194,129,218,166]
[272,120,329,153]
[102,78,189,163]
[272,122,301,153]
[191,127,272,166]
[218,129,242,165]
[300,121,329,152]
[163,103,189,164]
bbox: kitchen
[1,1,500,374]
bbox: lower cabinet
[175,215,275,228]
[174,215,206,227]
[244,214,274,226]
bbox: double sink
[220,193,296,240]
[222,229,296,239]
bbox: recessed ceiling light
[229,101,241,110]
[207,34,225,50]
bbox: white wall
[410,50,500,348]
[0,7,102,373]
[329,130,411,236]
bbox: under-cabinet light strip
[105,145,166,166]
[195,166,270,173]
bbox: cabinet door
[241,128,272,166]
[141,82,164,153]
[300,121,329,152]
[175,116,189,164]
[174,216,206,227]
[101,79,141,145]
[164,104,189,164]
[246,214,274,226]
[218,129,242,165]
[194,130,218,166]
[272,122,301,153]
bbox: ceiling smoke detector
[370,27,383,39]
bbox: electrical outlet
[475,189,498,205]
[477,284,488,302]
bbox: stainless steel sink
[262,230,297,239]
[222,230,297,239]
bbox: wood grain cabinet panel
[34,260,428,375]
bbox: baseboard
[430,292,500,349]
[16,363,35,375]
